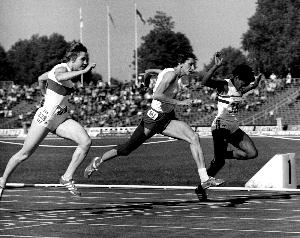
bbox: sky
[0,0,257,83]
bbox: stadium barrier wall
[1,125,300,138]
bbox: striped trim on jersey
[217,94,241,98]
[47,79,74,96]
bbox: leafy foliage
[0,44,13,81]
[242,0,300,76]
[7,33,70,85]
[136,11,195,74]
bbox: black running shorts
[141,107,177,134]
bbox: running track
[1,187,300,237]
[1,135,300,237]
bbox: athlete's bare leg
[208,128,258,177]
[0,121,50,197]
[84,125,153,178]
[99,126,152,164]
[55,119,91,181]
[162,120,206,168]
[230,133,258,160]
[162,120,224,188]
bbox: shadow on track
[8,192,299,214]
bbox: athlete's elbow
[55,76,63,82]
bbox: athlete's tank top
[43,63,74,115]
[216,78,243,121]
[151,68,178,113]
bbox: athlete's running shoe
[59,176,81,197]
[201,177,225,189]
[84,157,102,178]
[195,184,208,201]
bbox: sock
[93,157,103,168]
[198,168,209,182]
[62,175,71,181]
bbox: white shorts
[33,106,70,132]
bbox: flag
[109,12,116,28]
[136,9,146,24]
[79,8,83,28]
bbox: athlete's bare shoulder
[162,70,176,82]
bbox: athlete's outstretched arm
[240,73,263,94]
[55,63,96,82]
[201,53,223,88]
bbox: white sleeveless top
[216,78,243,121]
[151,68,178,113]
[43,63,74,115]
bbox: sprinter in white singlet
[202,52,262,177]
[34,62,74,131]
[0,42,96,198]
[84,53,225,198]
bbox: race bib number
[55,105,67,115]
[37,109,49,123]
[228,102,239,113]
[147,109,158,120]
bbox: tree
[7,33,70,85]
[242,0,300,76]
[0,44,13,82]
[135,11,195,74]
[147,11,175,32]
[203,47,248,78]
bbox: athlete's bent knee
[78,137,92,151]
[118,149,131,156]
[246,149,258,160]
[116,144,132,156]
[15,150,30,163]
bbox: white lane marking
[0,139,177,148]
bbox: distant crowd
[0,72,298,128]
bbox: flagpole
[107,5,111,86]
[134,3,138,86]
[79,7,83,43]
[79,7,83,85]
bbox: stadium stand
[0,76,299,129]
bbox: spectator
[270,72,277,81]
[286,72,292,85]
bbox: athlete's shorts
[33,106,70,132]
[140,107,177,134]
[211,117,239,134]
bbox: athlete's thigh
[229,129,256,152]
[162,120,195,141]
[22,120,50,154]
[55,119,90,144]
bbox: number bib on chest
[146,109,159,120]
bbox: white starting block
[245,153,297,189]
